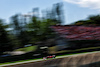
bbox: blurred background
[1,0,100,64]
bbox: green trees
[0,19,13,54]
[10,14,30,47]
[10,14,57,47]
[27,17,56,44]
[26,2,65,44]
[88,15,100,25]
[0,2,64,52]
[73,15,100,26]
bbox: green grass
[49,46,100,54]
[15,46,37,52]
[0,58,42,65]
[55,46,100,54]
[1,46,100,66]
[0,50,100,66]
[57,50,99,57]
[0,50,99,66]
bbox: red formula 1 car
[43,55,56,60]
